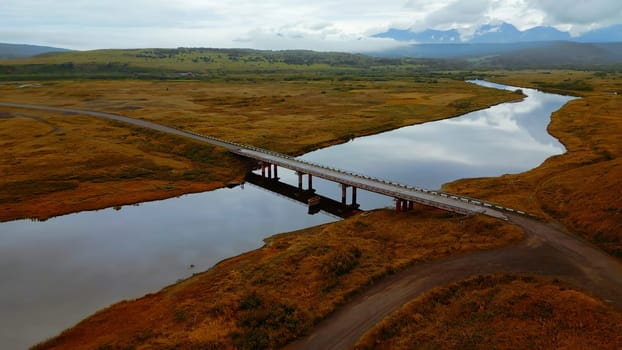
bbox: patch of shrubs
[231,292,310,350]
[321,246,362,277]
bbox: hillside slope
[0,43,68,59]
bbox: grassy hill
[3,44,621,81]
[0,47,471,81]
[0,48,410,80]
[0,43,69,59]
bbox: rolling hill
[2,42,621,82]
[0,43,69,59]
[0,47,461,81]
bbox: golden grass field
[32,209,523,349]
[444,70,622,257]
[0,107,248,221]
[0,79,520,221]
[0,79,522,153]
[356,274,622,350]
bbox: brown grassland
[32,209,523,349]
[444,70,622,257]
[0,79,519,221]
[356,274,622,350]
[4,70,622,349]
[0,107,248,221]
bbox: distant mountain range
[372,22,622,44]
[369,22,622,67]
[0,43,69,59]
[369,41,622,68]
[2,23,622,71]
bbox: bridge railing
[248,151,529,216]
[174,126,533,218]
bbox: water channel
[0,81,576,349]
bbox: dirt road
[285,214,622,349]
[0,102,238,150]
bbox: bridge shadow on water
[244,172,361,219]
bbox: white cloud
[526,0,622,34]
[528,0,622,24]
[0,0,620,50]
[236,25,405,52]
[423,0,491,27]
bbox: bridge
[0,102,528,220]
[201,134,514,220]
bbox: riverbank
[0,79,521,222]
[292,71,622,348]
[32,209,524,349]
[443,70,622,258]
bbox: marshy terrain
[1,49,622,349]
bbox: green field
[0,47,476,81]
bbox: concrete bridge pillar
[339,184,359,206]
[273,164,278,179]
[267,163,272,179]
[308,174,313,190]
[298,172,303,190]
[396,199,414,212]
[395,199,416,212]
[261,162,266,177]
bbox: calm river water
[0,81,575,349]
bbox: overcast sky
[2,0,621,51]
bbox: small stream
[0,81,576,349]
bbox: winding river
[0,81,576,349]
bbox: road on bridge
[234,148,508,219]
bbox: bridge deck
[232,148,508,220]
